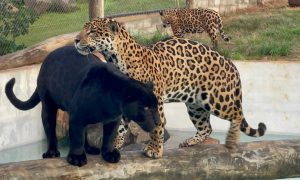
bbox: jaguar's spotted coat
[74,18,266,158]
[160,8,231,49]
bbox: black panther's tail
[5,78,40,110]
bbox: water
[0,130,299,164]
[165,130,300,149]
[0,140,69,164]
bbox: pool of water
[0,130,299,164]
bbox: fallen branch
[0,139,299,179]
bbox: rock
[203,136,220,145]
[24,0,77,14]
[50,0,77,13]
[128,121,170,144]
[24,0,51,15]
[86,123,102,148]
[56,110,69,139]
[85,121,171,149]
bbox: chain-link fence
[0,0,185,56]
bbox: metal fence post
[89,0,104,19]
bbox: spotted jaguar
[74,18,266,158]
[160,8,231,49]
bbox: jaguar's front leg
[113,117,129,149]
[144,99,165,158]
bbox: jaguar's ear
[145,81,154,91]
[108,20,119,34]
[159,10,164,16]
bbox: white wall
[165,61,300,135]
[0,61,299,151]
[0,65,44,151]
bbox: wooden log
[0,139,299,179]
[0,32,77,71]
[89,0,104,19]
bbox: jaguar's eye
[87,29,96,35]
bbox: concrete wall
[0,65,44,151]
[186,0,288,15]
[186,0,260,15]
[0,61,299,150]
[115,13,166,36]
[165,61,300,135]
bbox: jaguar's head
[74,18,122,56]
[159,9,178,28]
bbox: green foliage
[218,9,300,60]
[133,8,300,60]
[14,0,184,48]
[0,38,26,55]
[0,0,38,55]
[15,3,89,47]
[133,32,169,45]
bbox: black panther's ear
[108,20,119,34]
[145,81,154,91]
[159,10,163,16]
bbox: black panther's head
[122,81,159,132]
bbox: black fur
[5,46,159,166]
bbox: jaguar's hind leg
[225,116,241,150]
[223,107,243,150]
[207,26,218,50]
[179,104,212,147]
[41,100,60,158]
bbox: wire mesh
[0,0,185,56]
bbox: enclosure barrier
[0,139,299,179]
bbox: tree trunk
[1,139,299,179]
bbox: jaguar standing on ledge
[159,8,231,49]
[74,18,266,158]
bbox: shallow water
[0,130,299,164]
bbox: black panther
[5,46,159,166]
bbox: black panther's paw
[67,152,87,167]
[85,143,101,155]
[42,149,60,158]
[102,149,121,163]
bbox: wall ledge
[1,139,299,179]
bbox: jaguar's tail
[240,118,267,137]
[5,78,40,110]
[218,20,231,42]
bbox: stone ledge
[0,139,299,179]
